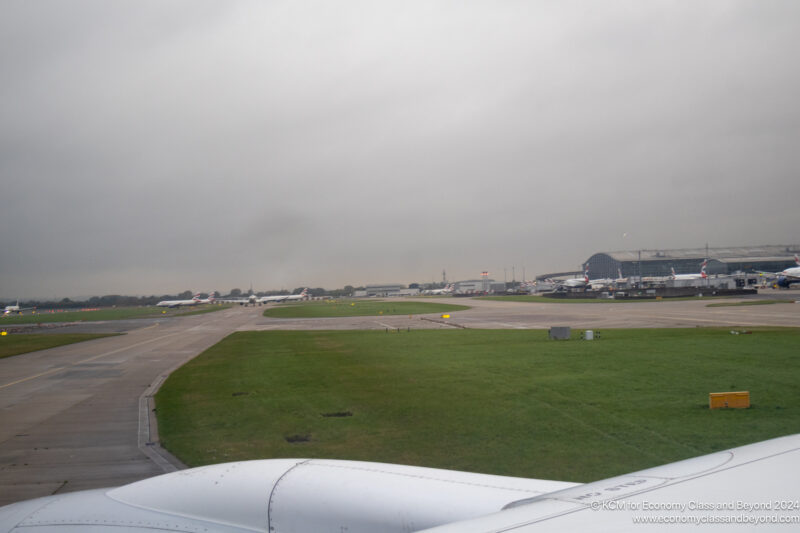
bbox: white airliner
[2,302,35,316]
[424,284,454,295]
[219,293,259,306]
[758,254,800,288]
[584,269,619,290]
[284,288,309,301]
[670,259,708,281]
[194,291,217,304]
[259,288,309,304]
[0,433,797,531]
[555,267,590,289]
[155,294,202,308]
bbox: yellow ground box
[709,391,750,409]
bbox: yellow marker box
[709,391,750,409]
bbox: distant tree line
[0,285,366,309]
[3,281,512,309]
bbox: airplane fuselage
[776,266,800,288]
[156,299,199,308]
[671,273,706,281]
[2,303,34,316]
[259,289,308,304]
[559,278,587,289]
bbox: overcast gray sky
[2,1,799,299]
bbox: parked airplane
[584,269,619,290]
[423,284,454,295]
[555,266,589,290]
[758,254,800,288]
[259,288,309,304]
[284,288,309,302]
[194,292,217,304]
[155,294,202,308]
[2,302,35,316]
[0,433,797,531]
[670,259,708,281]
[220,293,259,306]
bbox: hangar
[584,245,800,280]
[454,279,506,295]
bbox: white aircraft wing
[419,433,800,532]
[1,434,798,532]
[0,460,577,532]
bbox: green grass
[0,333,118,359]
[0,304,229,324]
[155,327,800,482]
[706,300,795,308]
[262,300,469,318]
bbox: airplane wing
[0,434,798,532]
[755,270,778,278]
[419,433,800,532]
[0,460,577,532]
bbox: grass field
[155,327,800,482]
[0,304,229,325]
[262,300,470,318]
[0,333,117,359]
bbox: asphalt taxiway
[0,307,258,505]
[1,295,798,505]
[245,293,800,331]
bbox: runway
[0,295,798,505]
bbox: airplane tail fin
[700,260,708,279]
[584,266,590,283]
[670,267,677,280]
[795,254,799,266]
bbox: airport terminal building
[583,245,800,279]
[454,279,507,295]
[354,284,421,297]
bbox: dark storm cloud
[2,1,799,298]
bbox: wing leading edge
[419,433,800,532]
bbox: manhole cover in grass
[321,411,353,418]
